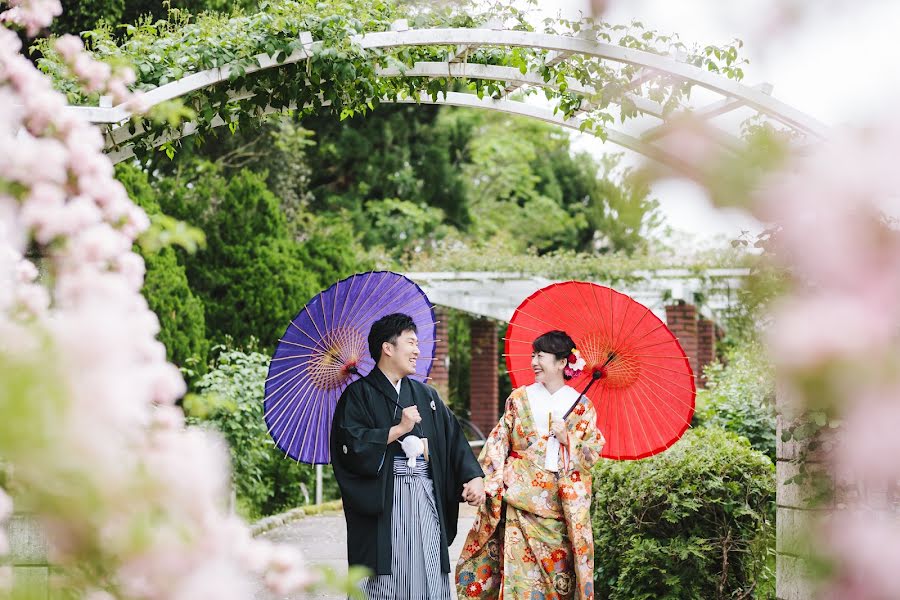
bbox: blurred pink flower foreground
[0,1,313,597]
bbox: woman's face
[531,350,566,384]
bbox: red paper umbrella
[505,281,695,460]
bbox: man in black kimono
[330,312,485,599]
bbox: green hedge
[592,427,775,599]
[694,340,776,460]
[116,164,209,374]
[186,345,339,520]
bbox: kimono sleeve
[331,385,391,478]
[562,397,606,472]
[439,391,484,489]
[479,394,514,497]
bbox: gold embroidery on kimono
[456,385,605,599]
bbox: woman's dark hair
[368,313,417,363]
[532,330,576,379]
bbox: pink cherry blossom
[0,486,10,557]
[14,282,50,317]
[823,511,900,600]
[0,0,61,36]
[834,389,900,486]
[0,16,314,591]
[54,34,84,61]
[0,487,11,523]
[15,258,38,283]
[767,293,896,371]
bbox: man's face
[383,329,420,377]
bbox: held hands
[399,405,422,434]
[461,477,485,506]
[550,418,569,445]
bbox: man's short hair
[368,313,418,364]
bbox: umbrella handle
[563,369,603,419]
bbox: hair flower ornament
[564,347,586,378]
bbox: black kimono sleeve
[330,383,392,516]
[442,395,484,491]
[431,387,484,545]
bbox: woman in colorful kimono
[456,330,606,600]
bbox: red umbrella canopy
[505,281,695,460]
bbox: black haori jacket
[330,367,484,575]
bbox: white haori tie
[526,382,579,472]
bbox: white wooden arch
[66,24,829,165]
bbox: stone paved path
[252,504,477,600]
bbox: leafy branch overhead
[35,0,748,161]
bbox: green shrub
[694,340,776,460]
[155,164,361,350]
[52,0,125,35]
[592,427,775,600]
[186,344,338,520]
[116,164,209,375]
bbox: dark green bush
[592,427,775,600]
[116,164,209,375]
[155,164,362,350]
[52,0,125,36]
[186,345,338,520]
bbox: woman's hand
[550,418,568,445]
[462,477,486,506]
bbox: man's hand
[399,405,421,434]
[461,477,485,506]
[389,406,423,443]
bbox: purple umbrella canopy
[264,271,437,464]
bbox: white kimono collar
[525,382,579,434]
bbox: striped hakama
[360,455,451,600]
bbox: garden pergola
[64,22,827,167]
[63,22,826,598]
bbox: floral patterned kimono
[456,383,605,600]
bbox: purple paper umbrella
[264,271,437,464]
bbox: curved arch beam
[357,29,829,138]
[378,62,742,151]
[82,60,740,154]
[379,61,667,118]
[73,27,826,141]
[105,91,693,171]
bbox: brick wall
[697,317,715,386]
[469,318,499,437]
[665,300,699,384]
[430,306,450,401]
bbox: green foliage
[116,164,209,374]
[592,427,775,600]
[153,163,360,349]
[37,0,747,163]
[142,248,210,375]
[53,0,258,36]
[363,198,447,257]
[151,115,317,234]
[186,344,336,519]
[445,110,660,256]
[303,106,468,227]
[121,0,258,27]
[694,340,776,460]
[446,308,471,417]
[401,238,753,285]
[52,0,125,36]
